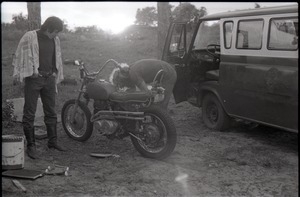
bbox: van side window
[236,20,263,49]
[224,21,233,49]
[268,17,298,50]
[169,24,186,53]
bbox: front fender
[198,81,228,114]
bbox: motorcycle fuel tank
[86,80,116,100]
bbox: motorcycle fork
[71,82,86,123]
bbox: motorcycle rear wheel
[61,99,93,141]
[130,106,177,160]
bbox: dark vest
[36,30,57,74]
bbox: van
[162,5,298,132]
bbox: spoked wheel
[130,106,177,160]
[202,93,231,131]
[61,99,93,141]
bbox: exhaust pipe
[91,110,145,122]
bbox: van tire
[202,93,231,131]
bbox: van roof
[201,4,298,20]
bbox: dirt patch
[2,100,298,196]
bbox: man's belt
[38,71,53,78]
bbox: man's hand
[31,73,39,78]
[52,72,57,77]
[139,81,152,94]
[13,77,21,86]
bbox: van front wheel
[202,93,231,131]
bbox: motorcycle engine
[94,119,119,136]
[93,100,119,136]
[93,100,109,114]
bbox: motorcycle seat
[110,91,151,103]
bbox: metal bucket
[2,135,25,170]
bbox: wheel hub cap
[143,124,161,144]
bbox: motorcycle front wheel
[61,99,93,141]
[130,106,177,160]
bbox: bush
[2,101,17,128]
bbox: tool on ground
[89,152,120,158]
[12,179,27,193]
[44,165,69,176]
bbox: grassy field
[2,28,158,114]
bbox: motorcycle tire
[130,105,177,160]
[61,99,93,142]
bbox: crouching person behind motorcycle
[61,58,177,159]
[110,59,177,109]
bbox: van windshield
[194,20,220,50]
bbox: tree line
[2,2,207,34]
[135,3,207,26]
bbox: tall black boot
[47,124,66,151]
[24,127,39,159]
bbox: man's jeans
[22,75,57,133]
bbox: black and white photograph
[1,1,298,196]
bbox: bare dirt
[2,99,298,197]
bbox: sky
[1,1,297,34]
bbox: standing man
[111,59,177,109]
[12,16,66,159]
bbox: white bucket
[2,135,25,170]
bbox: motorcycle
[61,59,177,159]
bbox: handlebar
[76,59,121,79]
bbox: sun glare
[99,14,133,34]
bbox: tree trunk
[27,2,41,30]
[157,2,170,59]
